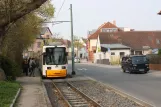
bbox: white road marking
[82,68,87,70]
[77,68,87,71]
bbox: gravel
[44,82,67,107]
[70,80,143,107]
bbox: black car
[121,55,149,74]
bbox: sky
[48,0,161,39]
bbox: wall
[142,49,152,55]
[78,47,88,58]
[94,49,130,63]
[89,39,97,51]
[28,39,43,53]
[41,29,52,39]
[109,49,130,56]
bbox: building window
[37,42,41,48]
[111,52,115,55]
[156,39,160,44]
[120,52,125,57]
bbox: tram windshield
[44,47,67,65]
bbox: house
[95,33,131,64]
[94,31,161,64]
[87,21,161,62]
[24,27,53,57]
[87,21,124,62]
[77,38,88,59]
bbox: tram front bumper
[46,69,67,77]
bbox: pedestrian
[35,57,39,69]
[29,58,36,77]
[22,59,28,76]
[28,57,31,73]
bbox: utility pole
[70,4,75,75]
[41,4,76,75]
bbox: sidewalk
[15,68,49,107]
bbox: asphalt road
[68,63,161,107]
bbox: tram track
[52,81,102,107]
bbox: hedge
[0,55,21,80]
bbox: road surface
[68,63,161,107]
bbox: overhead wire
[55,0,66,21]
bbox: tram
[40,42,68,78]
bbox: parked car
[74,57,80,63]
[121,55,149,74]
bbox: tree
[0,0,48,33]
[1,0,54,67]
[73,36,84,58]
[158,49,161,55]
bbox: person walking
[22,59,28,76]
[28,57,31,73]
[29,58,36,77]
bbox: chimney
[113,20,116,26]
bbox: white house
[77,38,88,59]
[95,34,131,64]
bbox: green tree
[73,36,84,58]
[0,0,54,75]
[0,0,48,34]
[158,49,161,55]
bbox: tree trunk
[0,0,47,28]
[0,68,6,81]
[0,27,5,54]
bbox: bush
[147,54,161,64]
[0,55,21,80]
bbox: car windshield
[45,47,67,65]
[132,56,148,64]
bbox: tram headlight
[47,67,51,69]
[62,66,66,69]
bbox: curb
[86,76,154,107]
[42,81,52,107]
[10,88,21,107]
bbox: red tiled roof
[88,22,121,39]
[99,31,161,50]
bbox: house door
[120,52,125,58]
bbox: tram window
[45,47,67,65]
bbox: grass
[0,81,20,107]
